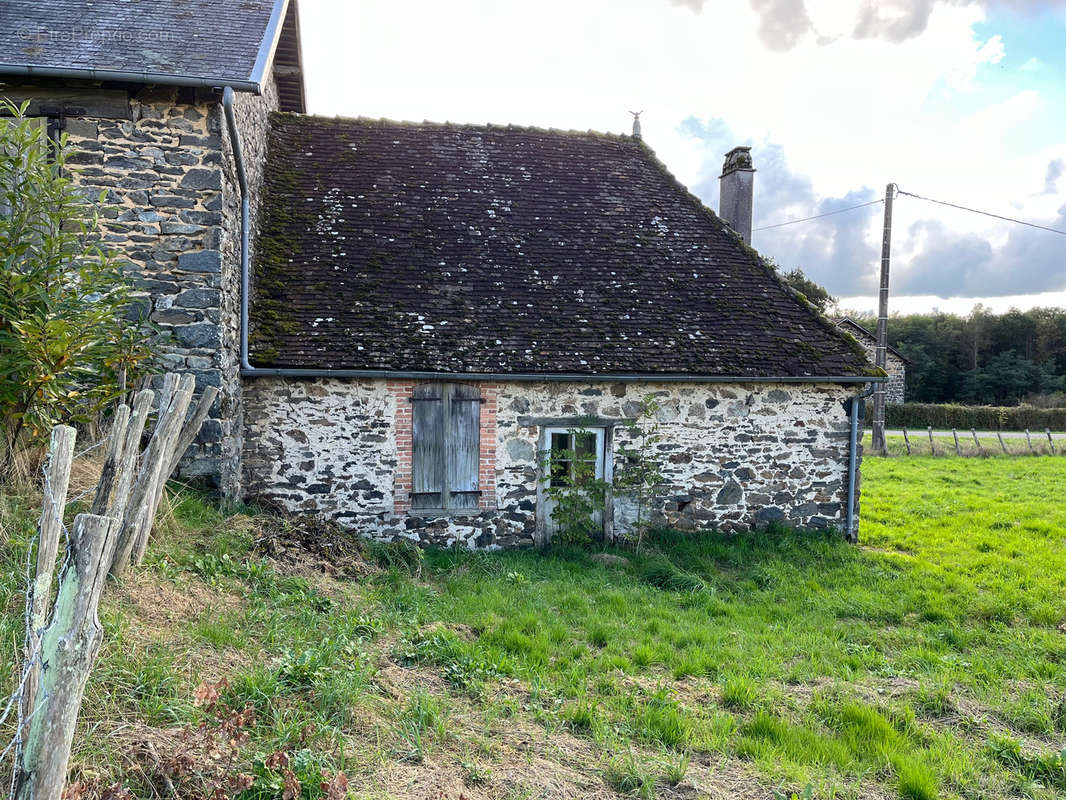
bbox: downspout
[221,87,253,372]
[845,383,877,543]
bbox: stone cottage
[835,318,907,404]
[1,0,884,548]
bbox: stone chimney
[719,146,755,243]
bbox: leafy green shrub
[0,99,155,477]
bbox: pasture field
[1,456,1064,799]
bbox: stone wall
[217,73,281,497]
[242,377,860,549]
[837,323,905,403]
[39,74,280,497]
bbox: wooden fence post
[1025,429,1034,454]
[166,385,219,477]
[1047,428,1056,455]
[902,427,911,455]
[88,405,130,518]
[971,428,983,456]
[132,373,196,565]
[22,425,76,725]
[997,430,1008,455]
[927,426,936,455]
[110,377,192,579]
[952,428,961,456]
[15,514,115,800]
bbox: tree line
[774,267,1066,408]
[846,306,1066,406]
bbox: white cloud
[296,0,1066,309]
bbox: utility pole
[871,183,896,455]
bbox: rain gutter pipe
[846,382,878,543]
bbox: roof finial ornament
[630,110,644,139]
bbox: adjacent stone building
[0,0,305,497]
[835,318,907,404]
[2,0,884,547]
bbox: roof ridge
[271,111,639,143]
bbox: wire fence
[868,427,1064,458]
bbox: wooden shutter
[447,384,481,510]
[411,384,444,509]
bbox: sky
[295,0,1066,315]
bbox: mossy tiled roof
[251,114,873,378]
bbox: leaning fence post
[166,385,219,477]
[1046,428,1056,455]
[952,428,961,456]
[132,374,196,566]
[902,427,911,455]
[971,428,983,456]
[927,426,936,455]
[111,377,192,579]
[22,425,77,725]
[997,430,1008,455]
[15,513,115,800]
[1025,428,1034,454]
[88,405,130,518]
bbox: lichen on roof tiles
[250,113,873,378]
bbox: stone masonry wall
[242,377,860,549]
[218,74,281,497]
[838,325,905,404]
[51,75,279,497]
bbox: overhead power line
[752,198,884,231]
[895,189,1066,236]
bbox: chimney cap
[720,146,755,177]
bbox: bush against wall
[0,99,153,477]
[865,403,1066,431]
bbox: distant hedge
[865,403,1066,431]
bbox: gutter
[845,383,877,543]
[239,366,886,384]
[0,64,260,94]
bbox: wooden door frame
[534,424,614,547]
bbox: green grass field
[2,456,1065,799]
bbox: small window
[411,383,481,511]
[546,429,603,488]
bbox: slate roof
[250,114,876,380]
[0,0,302,104]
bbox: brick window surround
[388,381,498,514]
